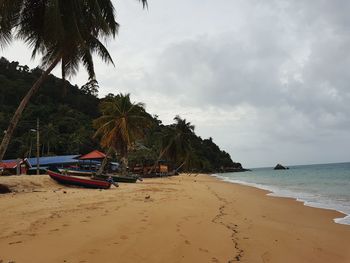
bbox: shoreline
[212,173,350,226]
[1,174,350,262]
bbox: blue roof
[27,155,80,166]
[2,159,18,163]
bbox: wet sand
[0,174,350,262]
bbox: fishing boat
[92,173,140,183]
[58,167,95,176]
[47,169,111,189]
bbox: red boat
[47,169,111,189]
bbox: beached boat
[58,167,95,176]
[92,174,139,183]
[47,169,111,189]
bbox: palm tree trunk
[175,160,186,173]
[28,138,33,158]
[148,143,171,175]
[120,144,129,175]
[120,156,127,175]
[0,55,62,161]
[96,147,113,176]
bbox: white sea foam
[213,172,350,226]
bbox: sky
[2,0,350,168]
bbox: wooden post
[36,118,40,175]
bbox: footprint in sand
[120,235,128,240]
[8,240,22,245]
[185,240,191,245]
[199,248,209,253]
[88,249,98,255]
[261,251,271,262]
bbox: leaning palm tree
[166,116,195,170]
[0,0,147,161]
[93,94,153,175]
[150,115,195,174]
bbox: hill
[0,57,244,172]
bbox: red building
[0,159,31,175]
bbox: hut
[78,150,106,171]
[131,160,169,177]
[0,159,31,175]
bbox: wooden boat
[92,173,139,183]
[58,167,94,176]
[47,169,111,189]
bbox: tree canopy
[0,58,243,173]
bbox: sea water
[214,162,350,225]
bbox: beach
[1,174,350,263]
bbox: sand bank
[0,174,349,262]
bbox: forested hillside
[0,57,244,172]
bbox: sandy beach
[0,174,350,263]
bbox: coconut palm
[41,123,59,155]
[150,115,195,174]
[0,0,147,161]
[93,94,153,175]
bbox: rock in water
[274,164,289,170]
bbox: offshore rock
[274,164,289,170]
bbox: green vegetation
[0,58,243,173]
[93,93,154,174]
[0,0,146,161]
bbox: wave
[212,173,350,225]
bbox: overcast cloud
[2,0,350,167]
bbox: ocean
[214,162,350,225]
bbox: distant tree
[152,116,195,172]
[93,93,153,174]
[0,0,147,161]
[41,123,59,155]
[80,79,99,97]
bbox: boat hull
[47,170,111,189]
[59,168,94,176]
[93,174,138,183]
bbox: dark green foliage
[130,117,238,173]
[0,57,99,158]
[0,57,239,172]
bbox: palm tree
[41,123,59,155]
[93,94,153,175]
[150,115,195,174]
[0,0,147,161]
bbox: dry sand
[0,174,350,263]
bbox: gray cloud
[2,0,350,167]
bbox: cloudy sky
[2,0,350,168]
